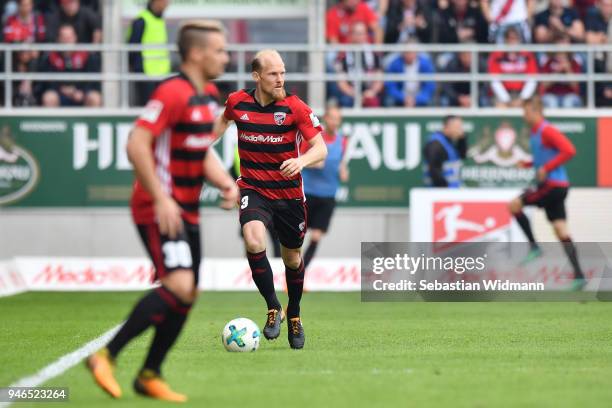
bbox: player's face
[199,32,229,81]
[324,108,342,133]
[257,56,286,102]
[523,104,537,125]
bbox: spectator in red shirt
[326,0,381,43]
[3,0,45,43]
[37,24,101,107]
[3,0,45,106]
[540,34,583,108]
[488,27,538,107]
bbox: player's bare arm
[280,133,327,178]
[213,112,232,139]
[203,148,239,210]
[127,126,182,239]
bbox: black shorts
[136,222,201,285]
[520,185,568,221]
[305,194,336,232]
[239,189,306,249]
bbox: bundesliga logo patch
[274,112,286,125]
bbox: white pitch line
[0,323,122,408]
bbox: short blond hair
[523,95,543,113]
[177,20,225,61]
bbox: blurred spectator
[3,0,45,106]
[533,0,585,43]
[383,0,433,43]
[34,0,98,14]
[127,0,170,107]
[329,22,384,107]
[480,0,534,43]
[573,0,597,20]
[441,50,473,107]
[46,0,101,43]
[487,27,537,107]
[436,0,488,43]
[36,24,101,107]
[326,0,382,43]
[2,1,17,23]
[585,0,612,106]
[384,38,436,106]
[540,35,583,108]
[3,0,44,43]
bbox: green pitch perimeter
[1,292,611,407]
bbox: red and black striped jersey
[131,72,219,225]
[224,88,322,200]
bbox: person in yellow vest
[127,0,171,106]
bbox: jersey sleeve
[293,98,323,141]
[223,92,238,121]
[134,82,183,137]
[541,125,576,171]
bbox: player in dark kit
[86,20,238,402]
[508,96,586,290]
[215,49,328,349]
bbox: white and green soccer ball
[221,318,260,352]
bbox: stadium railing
[2,42,612,113]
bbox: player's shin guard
[107,286,175,358]
[303,241,318,269]
[514,211,538,248]
[247,250,281,310]
[143,297,192,375]
[285,260,305,319]
[561,237,585,279]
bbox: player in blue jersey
[508,96,585,290]
[301,105,349,268]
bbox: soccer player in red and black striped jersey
[86,21,238,402]
[215,50,328,349]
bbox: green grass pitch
[1,292,612,407]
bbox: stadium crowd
[1,0,611,108]
[1,0,101,107]
[326,0,612,108]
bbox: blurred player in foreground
[215,49,327,349]
[301,104,349,268]
[87,20,238,402]
[508,96,585,290]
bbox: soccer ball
[221,318,260,352]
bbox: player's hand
[280,157,304,178]
[339,162,350,182]
[219,184,239,210]
[537,167,548,182]
[154,195,183,239]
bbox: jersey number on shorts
[240,196,249,210]
[162,241,193,269]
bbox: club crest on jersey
[274,112,286,125]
